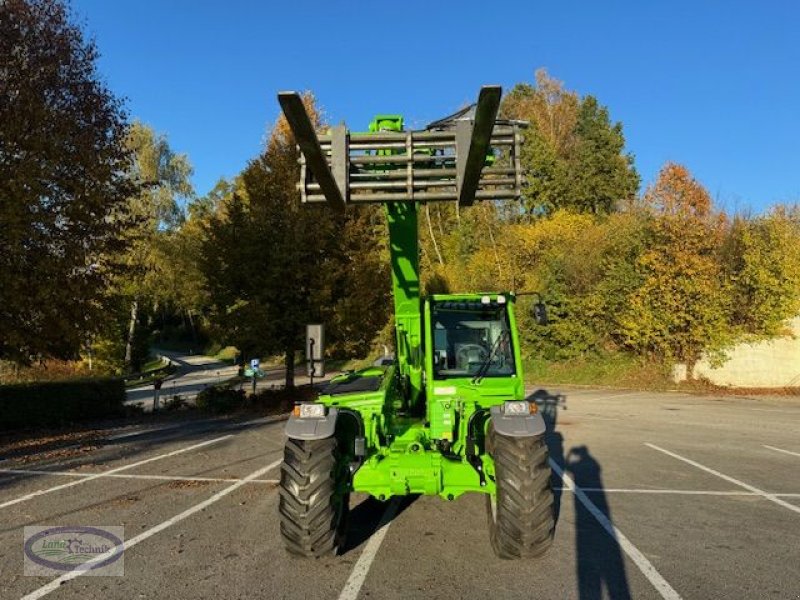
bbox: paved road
[2,388,799,599]
[125,351,239,410]
[126,352,337,411]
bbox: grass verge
[525,352,673,390]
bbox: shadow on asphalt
[0,445,284,535]
[340,494,419,556]
[534,388,632,600]
[531,389,567,522]
[0,416,250,494]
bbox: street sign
[306,324,325,378]
[250,358,260,370]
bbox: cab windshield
[431,300,515,379]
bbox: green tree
[501,69,639,215]
[0,0,135,364]
[200,96,390,386]
[724,208,800,336]
[569,96,640,214]
[118,122,194,370]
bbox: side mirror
[532,302,548,326]
[306,324,325,378]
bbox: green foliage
[615,164,731,369]
[0,378,125,429]
[0,0,136,364]
[195,385,246,414]
[195,96,390,385]
[724,209,800,336]
[4,32,786,391]
[114,122,195,370]
[501,69,639,215]
[446,161,800,377]
[77,120,197,374]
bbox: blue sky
[72,0,799,213]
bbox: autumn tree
[617,163,730,374]
[116,122,194,370]
[0,0,135,364]
[156,179,235,344]
[199,95,389,387]
[501,69,639,215]
[723,208,800,336]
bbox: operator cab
[429,295,516,380]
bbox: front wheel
[485,424,555,559]
[279,437,349,557]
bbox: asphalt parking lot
[1,388,799,600]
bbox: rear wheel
[279,437,349,557]
[486,424,554,559]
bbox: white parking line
[552,486,800,497]
[573,488,754,496]
[106,425,180,441]
[338,498,400,600]
[739,407,800,414]
[764,444,800,458]
[21,457,282,600]
[599,391,641,400]
[0,467,278,485]
[645,443,800,516]
[0,435,232,510]
[550,459,683,600]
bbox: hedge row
[0,377,126,429]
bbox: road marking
[21,457,282,600]
[338,498,401,600]
[738,407,800,414]
[552,486,800,497]
[568,487,755,495]
[764,444,800,458]
[550,459,682,600]
[106,425,181,441]
[599,391,640,400]
[645,443,800,516]
[0,435,232,510]
[104,412,288,442]
[234,414,290,428]
[0,467,278,485]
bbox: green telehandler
[277,86,555,559]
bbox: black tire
[485,423,555,559]
[279,437,349,558]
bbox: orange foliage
[643,162,713,218]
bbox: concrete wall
[673,317,800,387]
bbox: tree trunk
[124,299,139,370]
[147,300,157,328]
[285,348,295,389]
[486,220,502,281]
[685,357,696,381]
[425,204,444,266]
[186,309,197,342]
[436,205,445,238]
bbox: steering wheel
[456,344,488,370]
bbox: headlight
[503,400,536,415]
[295,403,326,419]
